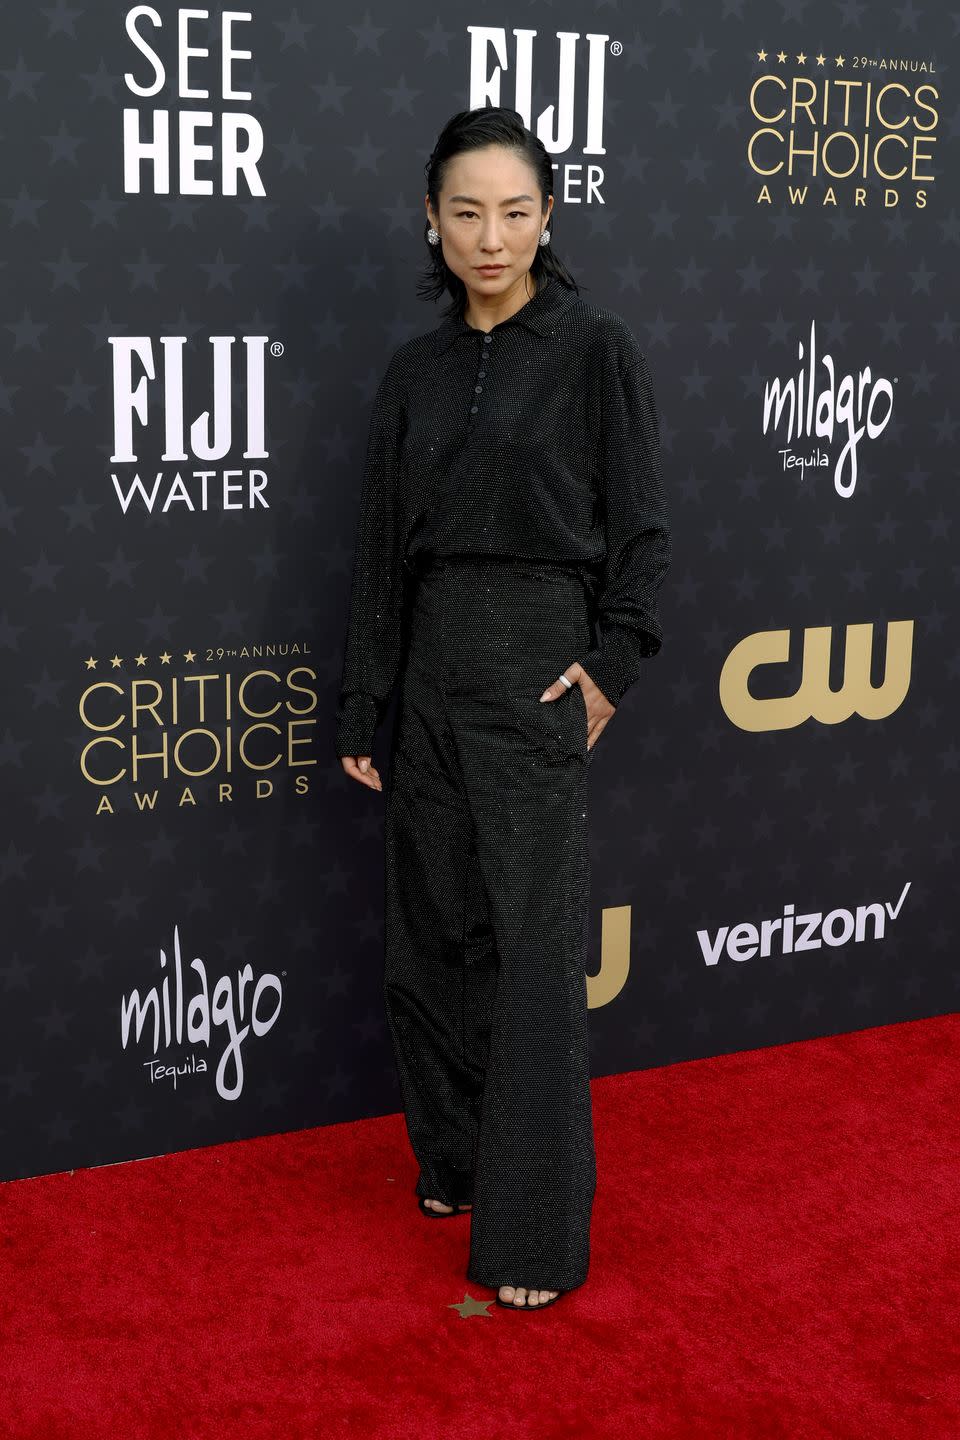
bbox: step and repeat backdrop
[2,4,956,1182]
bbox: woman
[335,108,671,1311]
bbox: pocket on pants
[532,681,589,764]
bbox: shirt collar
[430,273,579,356]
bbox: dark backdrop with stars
[1,3,957,1182]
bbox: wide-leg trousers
[382,554,598,1293]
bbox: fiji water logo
[762,320,895,497]
[107,334,277,514]
[120,924,283,1100]
[467,26,616,182]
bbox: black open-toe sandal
[496,1288,565,1311]
[417,1196,473,1218]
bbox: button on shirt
[335,272,672,758]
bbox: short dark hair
[418,106,581,317]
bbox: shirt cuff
[335,692,380,759]
[576,623,662,708]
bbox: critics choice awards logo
[78,644,318,814]
[746,44,939,208]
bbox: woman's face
[426,145,553,298]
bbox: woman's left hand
[539,664,615,752]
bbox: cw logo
[719,621,914,732]
[586,906,630,1009]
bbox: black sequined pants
[383,554,598,1294]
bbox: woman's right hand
[340,755,382,792]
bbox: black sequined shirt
[335,271,672,758]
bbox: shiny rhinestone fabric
[335,272,672,1293]
[335,271,672,760]
[385,557,598,1293]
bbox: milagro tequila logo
[109,334,280,514]
[120,924,283,1099]
[123,7,265,196]
[468,26,617,201]
[762,320,895,496]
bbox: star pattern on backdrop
[0,4,955,1185]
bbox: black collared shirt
[335,272,672,758]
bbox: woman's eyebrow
[447,194,537,205]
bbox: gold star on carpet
[134,653,147,666]
[84,656,97,670]
[447,1293,493,1318]
[757,48,767,61]
[796,51,806,64]
[816,53,826,65]
[836,54,845,67]
[159,651,172,664]
[777,50,787,63]
[184,649,196,663]
[110,655,122,668]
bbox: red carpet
[2,1013,958,1439]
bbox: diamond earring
[427,227,440,245]
[539,230,551,246]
